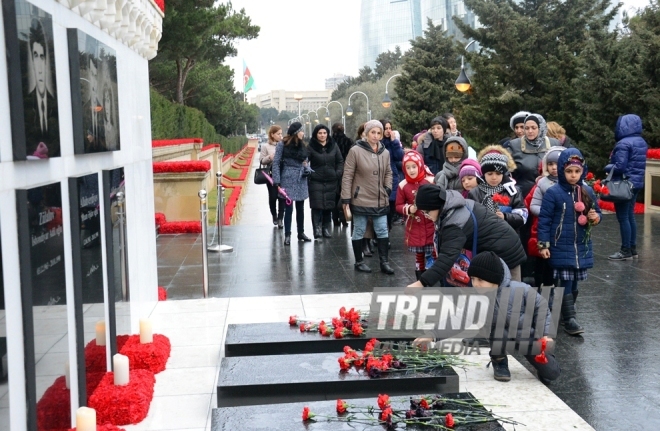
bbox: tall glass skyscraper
[359,0,477,69]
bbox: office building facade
[252,90,333,114]
[359,0,477,69]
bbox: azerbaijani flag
[243,59,255,93]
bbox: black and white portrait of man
[19,6,60,159]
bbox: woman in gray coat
[272,122,312,245]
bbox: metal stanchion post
[208,170,233,253]
[199,190,209,298]
[116,192,128,301]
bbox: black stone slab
[212,392,505,430]
[217,353,459,407]
[225,323,413,357]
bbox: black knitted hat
[467,251,505,285]
[287,122,303,136]
[415,184,447,211]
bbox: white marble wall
[0,0,159,429]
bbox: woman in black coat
[308,124,344,239]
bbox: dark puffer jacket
[537,148,602,269]
[419,190,527,287]
[381,136,404,201]
[417,132,446,175]
[308,125,344,210]
[605,114,648,190]
[507,136,560,197]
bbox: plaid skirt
[553,268,588,281]
[409,244,435,254]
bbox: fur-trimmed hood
[510,111,531,131]
[541,146,566,177]
[477,145,517,172]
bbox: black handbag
[600,169,634,202]
[253,165,270,185]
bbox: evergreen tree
[391,20,462,144]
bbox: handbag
[253,164,270,185]
[600,169,634,202]
[443,209,478,287]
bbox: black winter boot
[378,238,395,275]
[322,222,332,238]
[561,293,584,335]
[312,211,322,239]
[352,240,372,273]
[487,356,511,382]
[362,238,373,257]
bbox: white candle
[95,321,106,346]
[76,406,96,431]
[139,318,153,344]
[65,361,70,389]
[113,354,129,386]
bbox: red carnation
[492,193,510,206]
[445,412,455,428]
[535,337,549,364]
[302,406,314,421]
[602,186,610,195]
[299,323,306,332]
[586,172,594,180]
[289,315,298,326]
[339,306,347,317]
[420,398,430,409]
[336,399,348,414]
[377,394,390,410]
[352,324,364,336]
[334,328,345,339]
[380,407,393,423]
[338,357,351,371]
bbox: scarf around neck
[478,182,505,213]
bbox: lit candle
[139,318,153,344]
[113,354,129,386]
[76,406,96,431]
[65,361,70,389]
[95,321,106,346]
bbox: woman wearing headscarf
[506,113,560,198]
[500,111,531,149]
[341,120,394,275]
[308,124,344,239]
[272,122,313,246]
[417,116,449,175]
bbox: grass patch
[224,167,244,179]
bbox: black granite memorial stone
[225,323,413,357]
[212,393,505,430]
[69,173,104,404]
[217,353,459,407]
[102,168,129,358]
[16,182,68,430]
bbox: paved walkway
[153,155,660,430]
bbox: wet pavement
[157,176,660,430]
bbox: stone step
[217,352,459,407]
[224,323,413,357]
[212,392,505,430]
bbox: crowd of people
[259,112,648,383]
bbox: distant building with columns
[251,90,333,113]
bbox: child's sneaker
[631,246,639,259]
[487,356,511,382]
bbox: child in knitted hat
[469,145,528,233]
[434,137,469,191]
[458,159,482,198]
[395,151,437,280]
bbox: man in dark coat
[406,184,527,289]
[308,124,344,238]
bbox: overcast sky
[225,0,361,97]
[225,0,652,97]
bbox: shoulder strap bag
[600,169,634,202]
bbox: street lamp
[316,106,330,127]
[306,111,318,136]
[346,91,371,122]
[455,40,477,93]
[326,100,345,129]
[294,93,303,116]
[382,73,401,108]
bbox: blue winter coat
[272,141,310,202]
[381,136,404,201]
[537,148,602,270]
[604,114,648,190]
